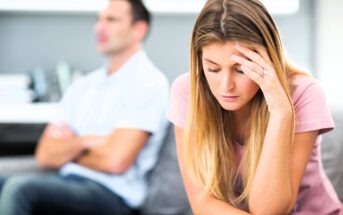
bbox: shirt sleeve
[166,73,190,128]
[294,79,335,135]
[114,79,169,134]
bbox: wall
[0,0,314,85]
[316,0,343,109]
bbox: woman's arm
[231,45,320,214]
[249,113,318,214]
[175,126,250,215]
[232,46,318,214]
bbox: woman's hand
[231,44,292,116]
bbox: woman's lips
[220,95,239,102]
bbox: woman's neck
[231,107,250,126]
[231,108,250,144]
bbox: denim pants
[0,173,134,215]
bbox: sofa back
[141,124,193,215]
[321,109,343,202]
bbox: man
[0,0,169,214]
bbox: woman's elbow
[249,191,293,215]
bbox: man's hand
[45,123,74,140]
[76,129,150,174]
[79,135,109,148]
[35,123,85,169]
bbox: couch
[0,109,342,214]
[321,108,343,201]
[0,124,193,215]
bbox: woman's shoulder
[172,72,191,87]
[292,74,318,88]
[171,72,191,96]
[291,75,334,134]
[291,75,325,104]
[167,73,191,128]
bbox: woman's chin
[218,102,242,111]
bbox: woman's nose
[222,72,235,92]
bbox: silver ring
[262,68,267,78]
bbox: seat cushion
[141,124,192,215]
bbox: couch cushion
[141,124,192,215]
[321,109,343,202]
[0,155,40,176]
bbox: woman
[167,0,342,214]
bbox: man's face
[95,0,135,56]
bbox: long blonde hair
[185,0,302,206]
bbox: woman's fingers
[230,45,277,90]
[240,64,264,86]
[235,45,271,70]
[255,46,273,66]
[231,55,264,77]
[234,44,275,74]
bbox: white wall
[0,0,314,85]
[316,0,343,109]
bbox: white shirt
[55,50,169,208]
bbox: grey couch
[141,125,192,215]
[1,109,343,214]
[321,109,343,202]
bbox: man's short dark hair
[127,0,151,26]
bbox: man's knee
[0,175,45,214]
[1,175,43,201]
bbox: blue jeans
[0,173,134,215]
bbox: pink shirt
[167,72,342,214]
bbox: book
[0,74,31,90]
[0,88,34,104]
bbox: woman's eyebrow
[203,58,240,67]
[203,58,220,65]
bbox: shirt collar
[101,49,147,82]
